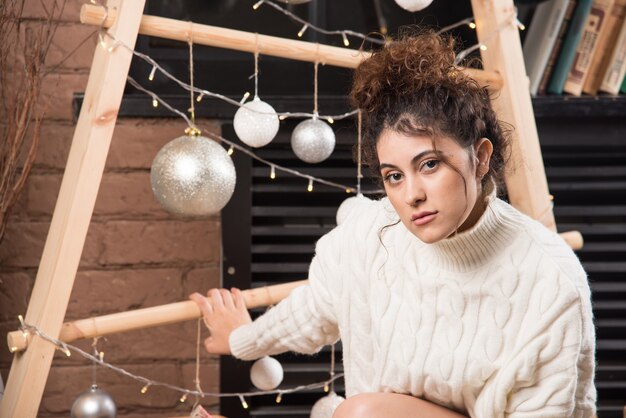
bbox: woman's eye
[422,159,439,171]
[384,172,403,184]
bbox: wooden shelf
[531,95,626,118]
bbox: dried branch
[0,0,66,243]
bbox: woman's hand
[189,288,252,355]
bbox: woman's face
[377,129,491,244]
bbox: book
[548,0,595,94]
[583,0,626,94]
[621,73,626,92]
[523,0,572,96]
[538,0,578,94]
[564,0,615,95]
[599,18,626,93]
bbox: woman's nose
[404,176,425,206]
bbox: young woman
[190,31,596,418]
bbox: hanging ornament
[150,134,236,216]
[336,193,369,225]
[70,385,117,418]
[250,356,284,390]
[394,0,434,12]
[310,392,345,418]
[233,98,279,148]
[291,118,335,163]
[190,404,213,418]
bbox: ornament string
[313,58,319,118]
[253,0,386,46]
[254,33,260,100]
[188,31,196,130]
[16,320,344,399]
[330,343,336,393]
[193,318,204,408]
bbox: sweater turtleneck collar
[420,192,526,272]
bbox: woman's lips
[411,211,437,226]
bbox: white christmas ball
[250,356,284,390]
[336,194,369,225]
[150,135,236,216]
[233,98,280,148]
[394,0,434,12]
[310,392,345,418]
[291,118,336,163]
[70,385,117,418]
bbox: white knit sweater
[230,196,596,417]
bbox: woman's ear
[474,137,493,173]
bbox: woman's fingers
[208,288,225,310]
[190,292,213,316]
[232,288,246,311]
[220,288,235,310]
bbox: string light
[227,146,234,156]
[148,65,157,81]
[270,165,276,179]
[152,98,158,108]
[326,116,334,124]
[515,19,525,31]
[240,91,251,104]
[179,393,188,403]
[297,24,308,38]
[254,0,385,46]
[323,383,329,393]
[196,92,204,102]
[479,44,488,51]
[468,22,477,29]
[307,178,314,192]
[275,392,283,403]
[341,33,349,47]
[238,394,249,409]
[14,320,345,401]
[140,384,150,394]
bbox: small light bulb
[479,44,488,51]
[10,346,17,353]
[276,393,282,403]
[63,348,71,357]
[279,114,287,121]
[238,395,249,409]
[346,188,352,193]
[227,146,234,156]
[270,165,276,180]
[252,0,264,10]
[323,383,329,392]
[107,42,118,53]
[152,98,158,108]
[469,22,476,29]
[141,385,150,394]
[307,178,313,192]
[179,394,187,403]
[99,351,104,361]
[240,91,251,104]
[99,34,107,49]
[298,24,308,38]
[327,117,334,124]
[196,92,205,102]
[148,65,157,81]
[517,21,526,31]
[342,33,349,47]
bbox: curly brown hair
[350,29,510,194]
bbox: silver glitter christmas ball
[150,135,236,216]
[291,118,336,163]
[70,385,117,418]
[233,98,279,148]
[310,392,345,418]
[250,356,284,390]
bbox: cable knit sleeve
[228,228,341,360]
[474,265,596,418]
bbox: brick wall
[0,1,223,416]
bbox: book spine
[539,0,578,94]
[548,0,595,94]
[621,73,626,92]
[564,0,614,95]
[524,0,571,96]
[600,19,626,93]
[583,0,626,94]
